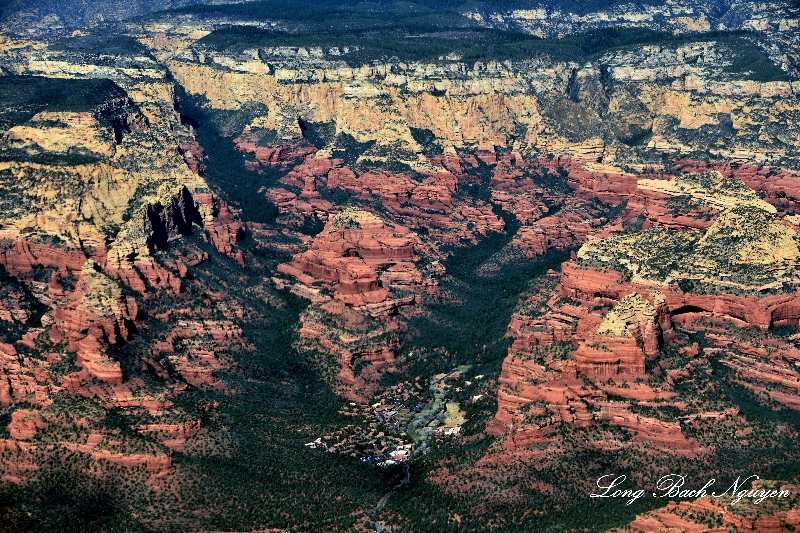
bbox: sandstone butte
[488,289,695,453]
[279,208,419,307]
[573,291,675,376]
[0,80,245,300]
[276,208,426,391]
[488,172,800,455]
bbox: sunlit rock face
[0,2,799,531]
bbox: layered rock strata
[168,39,800,168]
[574,292,674,376]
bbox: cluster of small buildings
[433,426,461,437]
[386,443,414,464]
[303,373,479,465]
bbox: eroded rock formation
[574,292,674,376]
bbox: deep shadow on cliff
[173,84,280,225]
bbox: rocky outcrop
[0,239,93,276]
[512,199,610,257]
[489,263,696,453]
[560,260,800,331]
[234,128,317,168]
[488,351,593,448]
[279,208,420,308]
[133,419,202,452]
[677,160,800,215]
[298,300,401,398]
[3,111,116,158]
[265,151,502,245]
[614,485,800,533]
[574,292,673,376]
[277,208,424,388]
[50,260,139,383]
[198,194,246,267]
[568,173,800,327]
[0,282,31,324]
[490,326,698,454]
[637,171,776,214]
[477,1,799,78]
[489,170,800,457]
[150,318,251,388]
[0,342,21,407]
[7,409,47,440]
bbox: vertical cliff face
[159,26,800,431]
[166,38,800,174]
[0,40,250,482]
[0,67,246,281]
[574,292,671,376]
[166,55,554,162]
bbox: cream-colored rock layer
[4,111,116,157]
[578,175,800,291]
[475,0,799,76]
[27,49,166,82]
[597,293,656,338]
[0,65,214,277]
[7,27,798,165]
[168,59,549,155]
[482,4,713,36]
[637,171,777,213]
[0,161,135,243]
[130,21,214,62]
[331,207,381,228]
[166,37,800,165]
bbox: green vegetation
[380,317,800,533]
[299,213,325,236]
[0,76,128,132]
[49,34,149,56]
[199,23,787,78]
[404,208,571,378]
[410,127,444,156]
[297,119,335,150]
[0,147,103,166]
[175,85,280,224]
[578,203,800,294]
[386,439,667,532]
[331,132,376,167]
